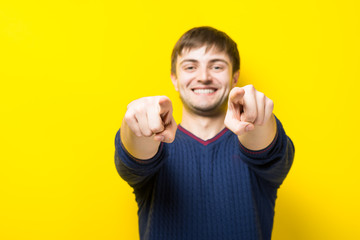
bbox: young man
[115,27,294,240]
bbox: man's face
[171,46,239,116]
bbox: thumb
[154,116,177,143]
[225,110,254,136]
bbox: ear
[170,73,179,91]
[232,71,239,87]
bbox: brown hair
[171,26,240,74]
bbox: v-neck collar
[177,125,229,146]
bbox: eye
[183,65,197,72]
[211,65,224,71]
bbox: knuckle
[142,130,153,137]
[150,125,163,134]
[128,98,153,112]
[159,95,170,102]
[126,101,133,110]
[134,105,144,113]
[124,111,134,123]
[246,84,255,91]
[127,98,142,109]
[258,92,265,101]
[267,99,274,109]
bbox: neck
[180,107,226,140]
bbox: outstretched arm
[224,85,277,151]
[121,96,177,160]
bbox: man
[114,26,294,240]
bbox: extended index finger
[229,87,245,105]
[158,96,173,124]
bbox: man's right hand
[124,96,177,143]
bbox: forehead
[177,45,230,63]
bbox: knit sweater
[114,116,294,240]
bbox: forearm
[238,114,277,151]
[120,118,161,160]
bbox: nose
[197,67,212,83]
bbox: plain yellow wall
[1,0,359,239]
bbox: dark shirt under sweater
[114,116,295,240]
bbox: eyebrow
[209,59,229,65]
[179,58,229,65]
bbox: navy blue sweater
[115,117,294,240]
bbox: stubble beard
[179,93,228,117]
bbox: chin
[180,94,228,116]
[186,102,227,117]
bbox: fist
[224,85,274,135]
[124,96,177,143]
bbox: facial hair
[179,92,229,117]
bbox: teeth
[193,89,215,94]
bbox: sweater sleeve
[114,129,167,189]
[238,116,295,188]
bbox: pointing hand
[224,85,274,136]
[124,96,177,143]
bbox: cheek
[178,74,195,87]
[217,73,232,85]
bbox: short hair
[171,26,240,75]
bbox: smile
[192,88,217,94]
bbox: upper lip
[191,86,218,90]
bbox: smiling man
[114,26,295,240]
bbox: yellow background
[1,0,359,239]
